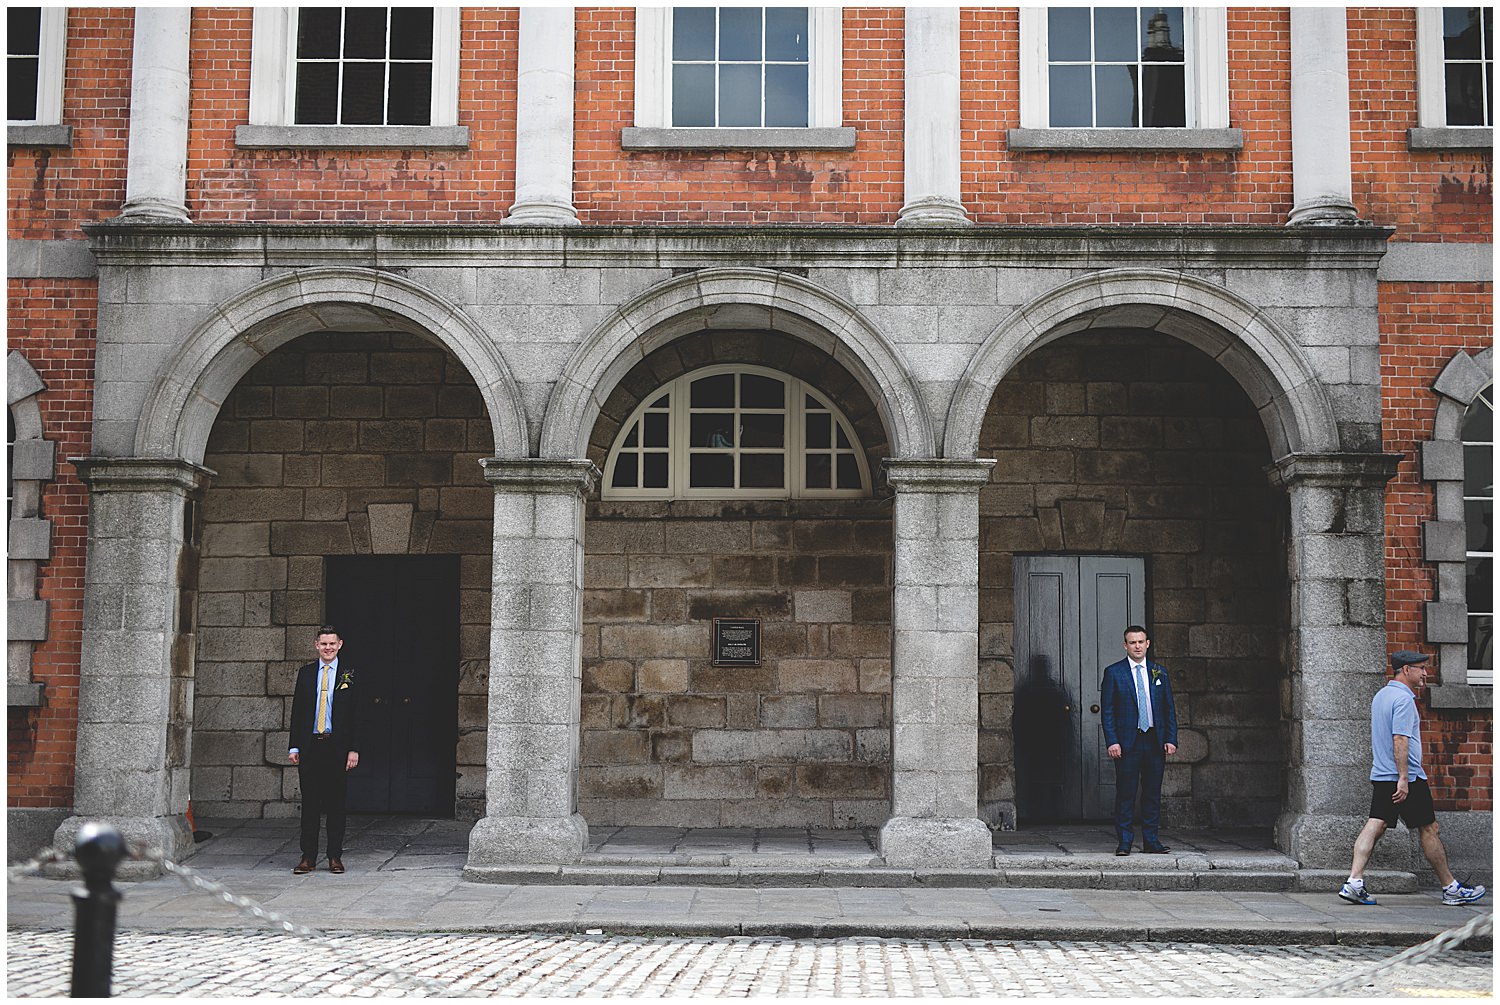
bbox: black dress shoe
[1142,843,1171,854]
[1115,845,1131,856]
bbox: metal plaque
[711,617,761,666]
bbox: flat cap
[1389,650,1430,671]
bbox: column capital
[71,456,214,494]
[883,458,995,492]
[481,457,599,495]
[1266,451,1401,489]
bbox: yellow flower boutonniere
[337,670,353,691]
[1150,667,1163,685]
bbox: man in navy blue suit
[1100,625,1178,856]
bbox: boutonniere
[1150,667,1163,685]
[337,670,353,691]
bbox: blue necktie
[1134,664,1151,731]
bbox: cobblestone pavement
[7,928,1492,998]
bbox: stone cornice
[481,458,600,495]
[80,221,1397,271]
[71,456,216,494]
[883,458,996,492]
[1265,452,1402,488]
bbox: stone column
[120,7,192,222]
[504,7,580,226]
[1270,452,1402,869]
[880,459,995,868]
[1287,8,1358,225]
[897,7,972,227]
[54,458,212,877]
[465,459,597,872]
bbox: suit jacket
[289,660,360,755]
[1100,658,1177,748]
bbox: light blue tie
[1134,664,1151,731]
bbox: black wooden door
[325,555,459,816]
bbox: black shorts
[1368,778,1437,828]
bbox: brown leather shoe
[328,857,345,874]
[293,857,315,874]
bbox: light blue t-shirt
[1369,679,1425,782]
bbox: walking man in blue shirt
[1339,650,1485,907]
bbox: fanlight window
[604,366,870,500]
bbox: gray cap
[1389,650,1430,671]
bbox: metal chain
[1297,912,1492,997]
[7,847,69,881]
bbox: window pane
[836,454,861,488]
[741,453,784,489]
[387,62,432,125]
[691,373,734,408]
[806,413,831,449]
[719,7,763,61]
[1141,65,1186,126]
[1463,391,1492,440]
[611,453,639,488]
[389,8,434,60]
[765,64,809,127]
[295,62,340,123]
[1093,7,1138,62]
[806,454,831,489]
[644,412,669,448]
[1447,63,1487,125]
[341,62,387,124]
[651,394,670,409]
[741,374,785,409]
[9,8,41,54]
[765,7,808,61]
[1464,445,1493,496]
[673,64,716,126]
[643,452,669,488]
[1048,8,1091,61]
[1465,499,1493,552]
[8,57,39,121]
[835,425,851,449]
[1141,8,1184,61]
[1445,7,1484,60]
[1471,614,1493,671]
[343,7,388,60]
[692,413,735,447]
[622,424,639,448]
[674,8,717,61]
[719,64,762,126]
[297,8,343,58]
[1468,557,1493,611]
[1095,65,1139,127]
[740,413,784,448]
[1049,65,1093,127]
[690,452,734,488]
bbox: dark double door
[325,556,459,816]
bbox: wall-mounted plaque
[711,617,761,666]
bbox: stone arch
[136,267,530,463]
[540,267,935,460]
[7,352,56,707]
[944,269,1342,460]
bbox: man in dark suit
[288,625,359,874]
[1100,624,1178,856]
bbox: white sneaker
[1441,882,1486,906]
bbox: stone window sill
[1427,684,1493,709]
[621,126,857,151]
[1408,126,1493,151]
[1007,128,1243,151]
[235,125,470,150]
[8,124,72,147]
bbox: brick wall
[1380,281,1492,812]
[978,332,1287,829]
[191,332,493,818]
[6,280,97,808]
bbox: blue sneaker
[1339,881,1376,905]
[1441,882,1486,906]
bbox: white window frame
[7,7,66,126]
[1416,7,1492,129]
[633,7,843,131]
[1018,7,1228,130]
[603,365,870,502]
[248,7,460,128]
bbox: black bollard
[70,822,127,998]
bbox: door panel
[326,555,459,816]
[1014,555,1146,822]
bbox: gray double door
[1013,555,1146,822]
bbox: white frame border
[9,7,67,125]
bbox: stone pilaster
[1287,8,1358,225]
[504,8,580,226]
[55,457,212,876]
[880,459,994,868]
[897,7,971,228]
[120,8,192,222]
[465,459,597,871]
[1270,452,1402,868]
